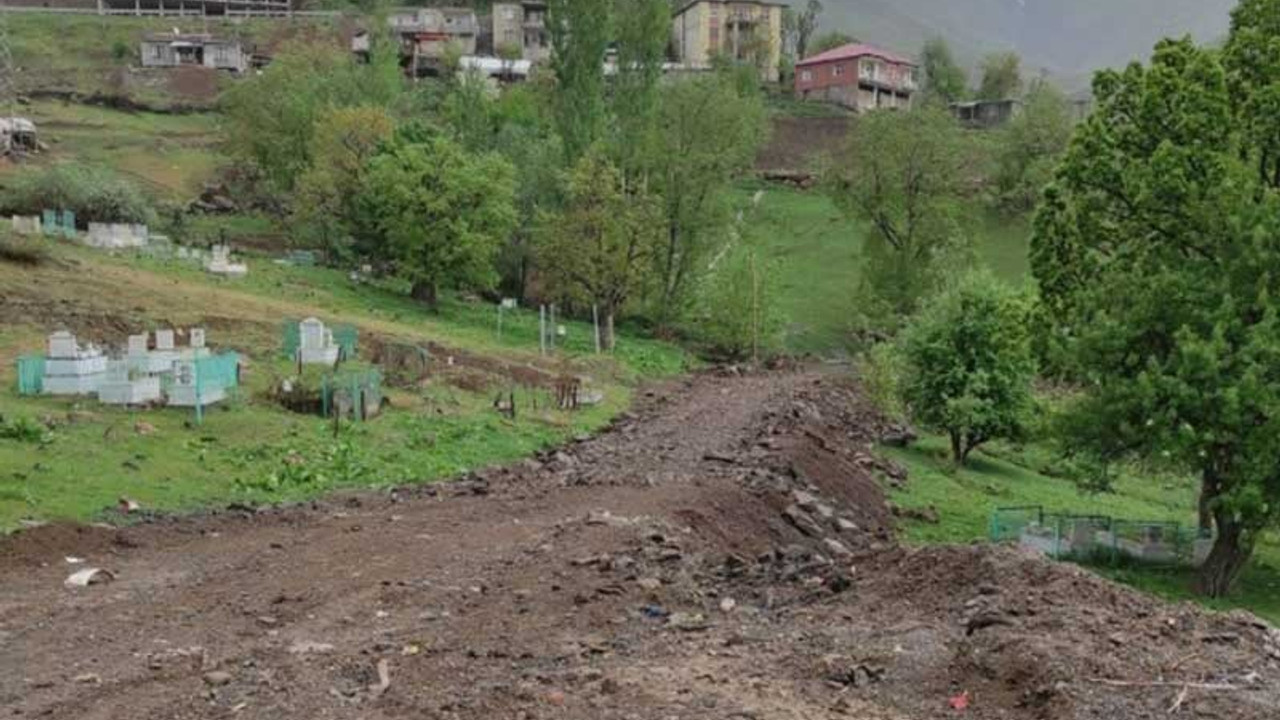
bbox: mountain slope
[821,0,1236,87]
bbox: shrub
[899,272,1036,465]
[694,244,782,362]
[0,165,155,226]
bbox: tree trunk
[410,281,438,310]
[1197,472,1216,533]
[604,311,616,353]
[949,432,964,466]
[1195,509,1253,598]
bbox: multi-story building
[492,1,551,64]
[671,0,785,82]
[388,6,480,74]
[794,42,918,111]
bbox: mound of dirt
[0,369,1275,720]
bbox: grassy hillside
[0,242,686,530]
[820,0,1236,88]
[7,13,350,107]
[0,99,224,200]
[738,183,1031,356]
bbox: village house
[139,32,248,72]
[491,1,551,64]
[794,42,918,111]
[388,6,480,75]
[671,0,785,82]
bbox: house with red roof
[795,43,919,111]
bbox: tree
[1223,0,1280,190]
[291,106,396,260]
[649,73,768,326]
[991,80,1072,212]
[548,0,612,162]
[1031,35,1280,597]
[825,106,971,331]
[794,0,823,60]
[900,273,1035,465]
[537,148,660,350]
[609,0,669,175]
[809,30,855,57]
[223,39,402,196]
[697,243,782,362]
[359,134,517,308]
[921,37,967,104]
[977,52,1023,100]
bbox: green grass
[1,99,224,199]
[884,435,1280,624]
[739,183,1035,356]
[0,243,687,530]
[8,13,343,107]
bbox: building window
[832,64,844,77]
[800,70,812,82]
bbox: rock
[73,673,101,684]
[668,612,709,631]
[719,597,737,613]
[134,421,156,436]
[288,640,335,655]
[823,538,854,559]
[203,670,233,687]
[64,568,114,588]
[834,518,860,533]
[585,510,613,526]
[545,689,566,705]
[783,505,824,537]
[636,577,662,592]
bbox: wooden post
[592,304,600,354]
[539,305,546,356]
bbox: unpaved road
[2,370,1279,719]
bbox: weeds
[0,235,50,266]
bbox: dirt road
[2,370,1278,719]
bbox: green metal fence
[16,355,45,395]
[321,369,383,422]
[990,506,1209,568]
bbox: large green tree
[921,37,968,104]
[548,0,612,162]
[825,106,971,332]
[649,73,767,326]
[223,38,402,196]
[977,51,1023,100]
[900,273,1035,465]
[359,133,517,308]
[1032,33,1280,597]
[991,80,1073,212]
[538,147,661,350]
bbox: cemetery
[16,327,240,413]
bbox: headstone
[155,329,175,351]
[190,328,206,349]
[12,215,41,235]
[47,331,79,359]
[97,359,162,406]
[127,333,150,357]
[205,244,248,277]
[298,317,340,365]
[42,331,107,395]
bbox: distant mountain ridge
[819,0,1237,89]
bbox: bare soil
[2,370,1278,719]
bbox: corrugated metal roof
[796,43,916,68]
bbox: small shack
[951,99,1022,129]
[140,33,248,73]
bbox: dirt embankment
[755,116,853,177]
[1,370,1277,719]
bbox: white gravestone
[42,331,107,395]
[97,359,162,406]
[298,317,340,366]
[205,245,248,278]
[167,359,228,407]
[190,328,206,349]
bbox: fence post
[593,304,601,354]
[539,305,546,356]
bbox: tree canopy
[921,37,968,104]
[1031,31,1280,597]
[900,273,1035,465]
[977,51,1023,100]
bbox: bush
[694,244,782,362]
[0,234,49,265]
[899,272,1036,465]
[858,341,906,422]
[0,165,154,226]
